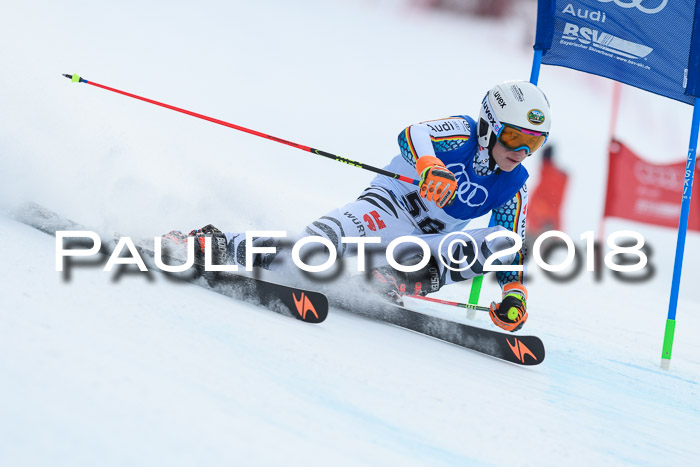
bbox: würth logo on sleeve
[507,337,537,363]
[293,292,319,321]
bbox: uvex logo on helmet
[527,109,545,125]
[493,90,507,108]
[482,98,497,126]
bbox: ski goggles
[496,124,548,155]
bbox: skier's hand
[489,282,528,332]
[416,155,458,208]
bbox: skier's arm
[487,186,529,331]
[492,185,528,288]
[397,117,472,167]
[398,117,471,207]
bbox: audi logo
[633,162,683,190]
[595,0,668,14]
[446,163,489,207]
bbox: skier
[167,80,551,332]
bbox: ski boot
[160,224,229,277]
[369,255,441,303]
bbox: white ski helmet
[477,80,551,154]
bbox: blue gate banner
[536,0,698,104]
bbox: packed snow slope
[2,0,700,465]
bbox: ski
[9,201,544,360]
[332,297,544,365]
[9,202,328,324]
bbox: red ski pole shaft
[405,294,490,312]
[63,73,420,186]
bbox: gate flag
[536,0,696,104]
[604,140,700,231]
[533,0,700,368]
[528,147,569,236]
